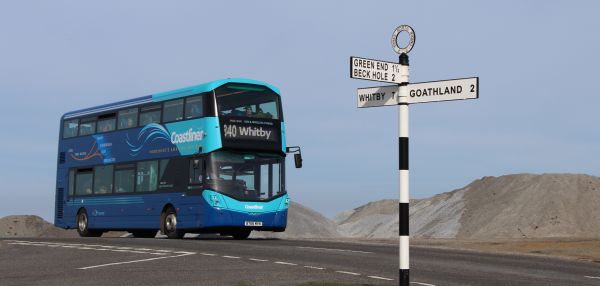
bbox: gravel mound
[458,173,600,239]
[0,215,77,238]
[335,173,600,239]
[251,202,340,239]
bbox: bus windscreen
[215,84,280,120]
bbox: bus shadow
[184,234,281,241]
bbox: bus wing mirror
[286,146,302,169]
[294,153,302,169]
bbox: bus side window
[114,164,135,193]
[79,118,96,136]
[118,108,138,129]
[75,168,93,195]
[93,165,114,194]
[189,159,203,185]
[163,99,184,122]
[136,160,158,192]
[185,95,203,119]
[139,105,161,126]
[63,119,79,138]
[98,117,116,133]
[68,169,75,196]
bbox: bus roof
[63,78,280,119]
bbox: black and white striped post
[352,24,478,286]
[397,52,410,286]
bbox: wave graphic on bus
[70,140,104,161]
[126,123,171,156]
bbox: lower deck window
[137,161,158,192]
[75,171,93,195]
[115,167,135,193]
[94,165,113,194]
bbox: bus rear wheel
[130,230,157,238]
[161,207,184,239]
[76,210,102,237]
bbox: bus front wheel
[76,210,102,237]
[161,207,184,239]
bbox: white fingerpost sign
[356,85,398,108]
[350,24,479,286]
[350,57,404,84]
[408,77,478,104]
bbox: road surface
[1,237,599,285]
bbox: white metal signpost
[350,25,478,286]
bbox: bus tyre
[232,229,251,240]
[130,230,157,238]
[161,207,184,239]
[76,210,102,237]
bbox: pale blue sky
[0,1,598,220]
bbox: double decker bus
[55,78,302,239]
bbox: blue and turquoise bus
[55,78,302,239]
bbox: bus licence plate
[245,221,263,226]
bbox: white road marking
[411,282,436,286]
[296,246,373,254]
[110,249,132,253]
[336,271,361,276]
[199,253,216,256]
[78,252,196,270]
[126,250,149,254]
[304,266,325,270]
[174,251,195,254]
[585,276,600,280]
[368,276,394,281]
[274,261,297,266]
[248,258,269,262]
[222,255,240,259]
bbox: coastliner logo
[171,128,204,144]
[245,205,264,210]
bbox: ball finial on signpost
[391,25,415,55]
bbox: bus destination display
[222,118,278,142]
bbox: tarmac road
[1,237,599,286]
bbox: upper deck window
[163,99,184,122]
[139,105,161,126]
[79,118,96,136]
[185,95,203,119]
[216,84,281,120]
[118,108,138,129]
[97,115,116,133]
[63,119,79,138]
